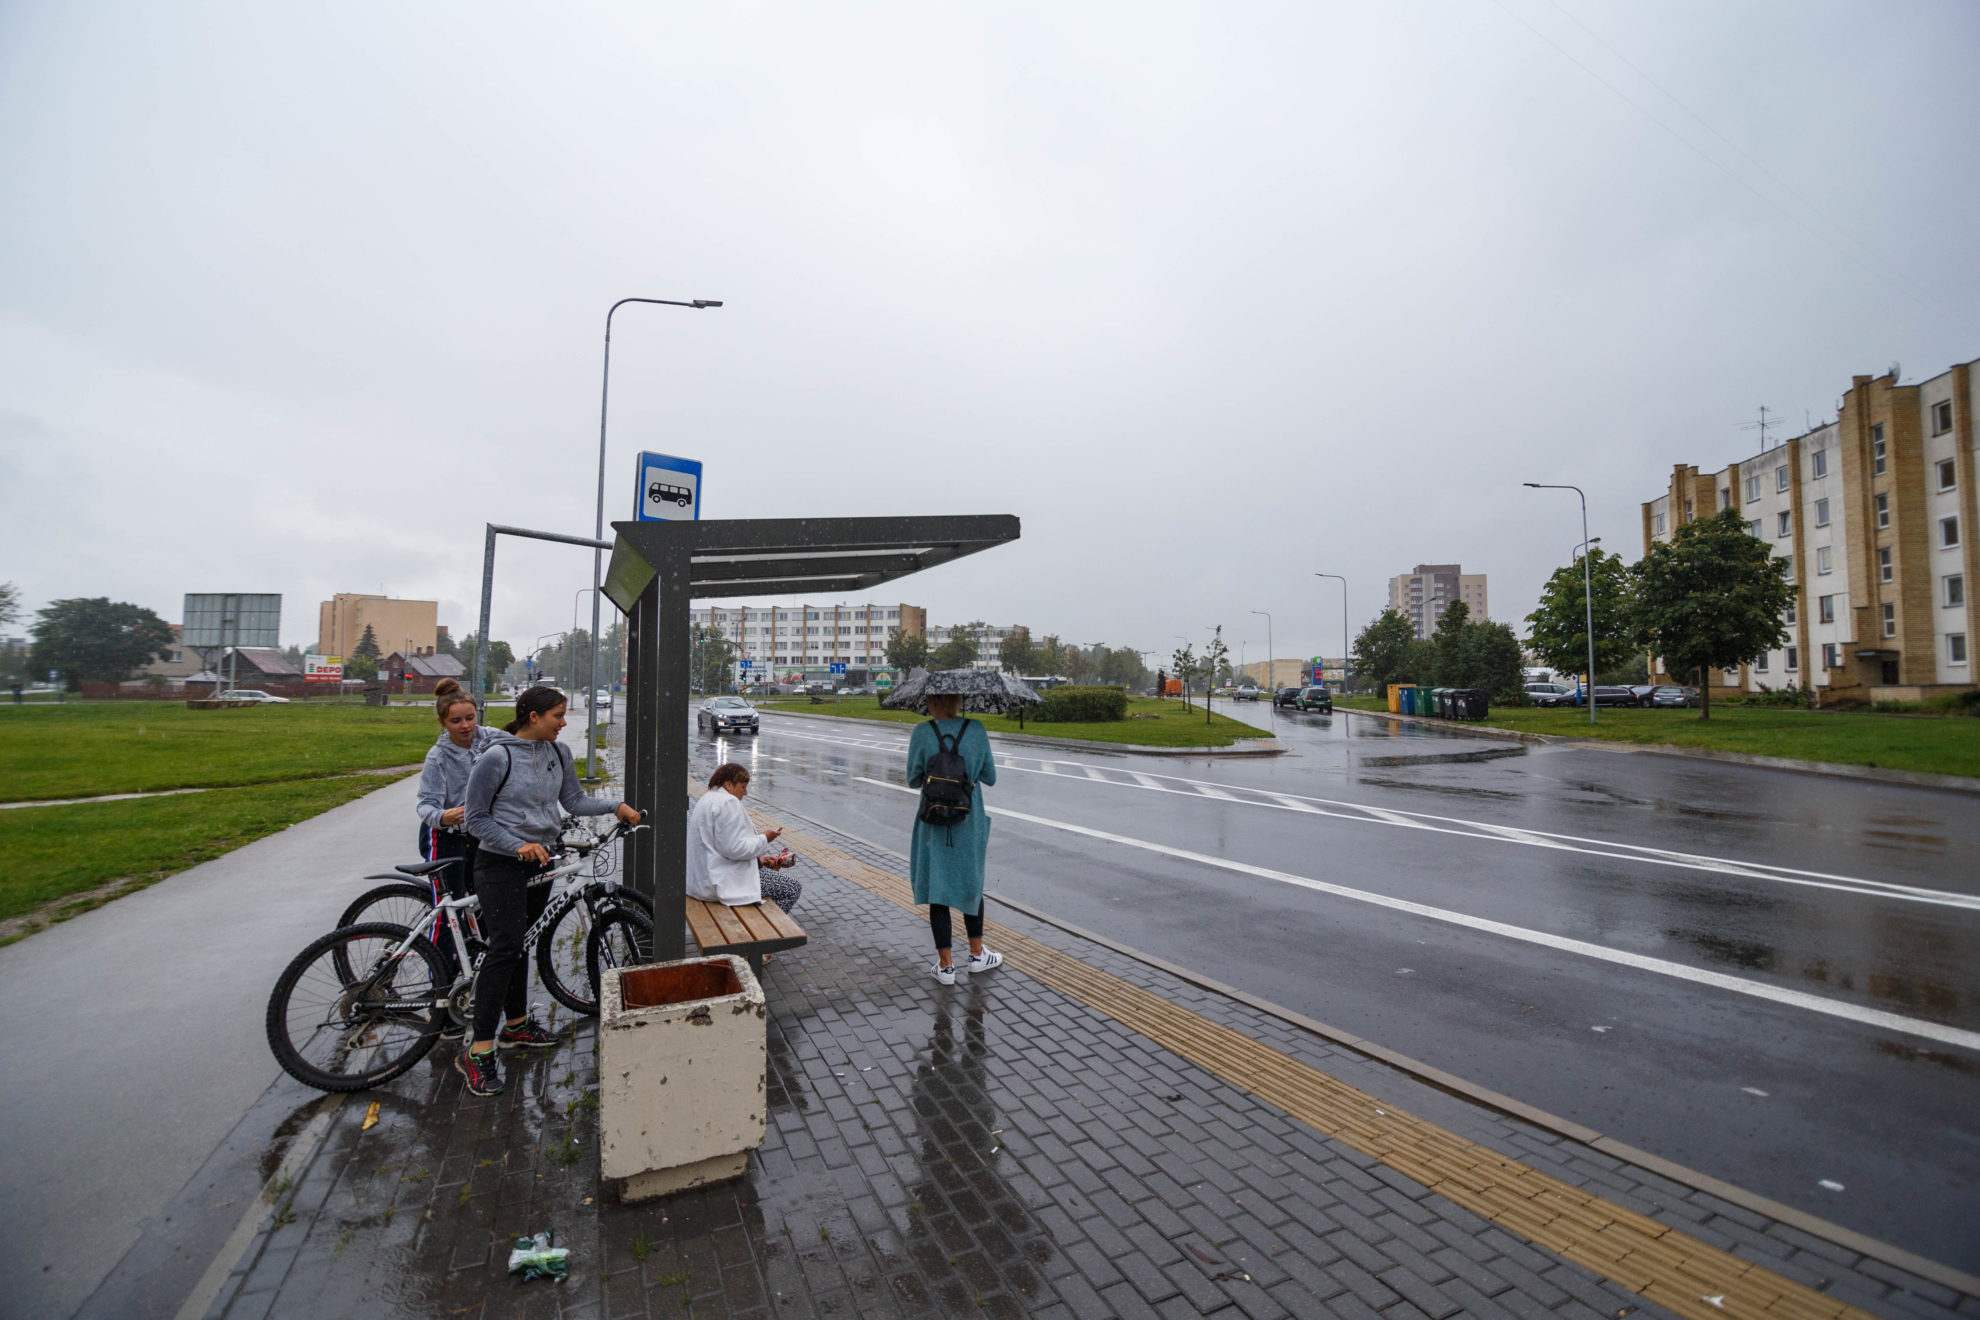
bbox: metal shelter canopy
[605,514,1020,961]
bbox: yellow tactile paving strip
[732,802,1874,1320]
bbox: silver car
[697,695,760,735]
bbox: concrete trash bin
[598,954,767,1202]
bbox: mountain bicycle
[334,820,653,1015]
[267,819,654,1092]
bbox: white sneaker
[967,949,1003,974]
[930,962,957,986]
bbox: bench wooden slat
[683,899,728,953]
[733,903,782,943]
[704,900,755,949]
[756,901,806,943]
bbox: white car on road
[216,689,291,704]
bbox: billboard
[183,594,282,648]
[304,655,343,683]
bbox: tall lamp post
[1249,610,1273,713]
[1314,573,1349,737]
[590,296,723,782]
[1527,482,1597,725]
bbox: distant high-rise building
[317,594,439,659]
[1387,565,1487,639]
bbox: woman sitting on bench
[687,763,800,912]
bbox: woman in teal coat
[906,692,1003,985]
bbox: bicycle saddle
[395,858,461,877]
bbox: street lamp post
[1314,574,1349,737]
[1527,482,1597,725]
[533,631,560,688]
[590,296,723,782]
[1249,610,1273,715]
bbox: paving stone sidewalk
[205,804,1976,1320]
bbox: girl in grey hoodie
[415,679,497,901]
[458,685,639,1096]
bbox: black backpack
[917,719,976,829]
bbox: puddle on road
[1873,1039,1978,1075]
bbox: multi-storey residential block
[1642,356,1975,699]
[925,623,1020,670]
[689,602,925,681]
[1386,565,1488,639]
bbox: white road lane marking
[853,777,1980,1054]
[770,723,1980,910]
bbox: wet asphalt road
[708,701,1980,1273]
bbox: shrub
[1031,685,1128,723]
[1738,684,1814,709]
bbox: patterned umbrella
[881,667,1041,714]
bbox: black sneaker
[497,1017,559,1050]
[455,1047,503,1095]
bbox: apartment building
[317,594,439,660]
[1386,564,1488,639]
[689,602,926,679]
[1642,357,1976,698]
[925,623,1020,670]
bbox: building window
[1879,547,1893,583]
[1719,487,1731,510]
[1952,634,1969,666]
[1944,516,1962,548]
[1785,599,1797,624]
[1776,466,1790,492]
[1653,512,1666,535]
[1747,519,1762,539]
[1876,493,1890,528]
[1812,449,1828,479]
[1816,546,1832,575]
[1949,574,1966,608]
[1745,474,1761,502]
[1818,595,1835,624]
[1872,423,1886,474]
[1783,557,1795,583]
[1882,603,1896,638]
[1684,498,1693,520]
[1814,498,1830,527]
[1777,511,1791,537]
[1785,645,1798,671]
[1823,643,1842,669]
[1754,652,1769,673]
[1933,400,1954,435]
[1939,459,1957,491]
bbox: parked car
[1272,686,1303,709]
[1234,685,1259,702]
[1649,685,1700,708]
[1524,682,1577,708]
[216,689,290,704]
[592,689,613,709]
[697,695,760,735]
[1587,685,1640,707]
[1294,685,1334,713]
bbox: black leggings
[471,851,550,1041]
[928,902,983,951]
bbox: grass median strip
[0,772,414,938]
[750,804,1885,1320]
[756,694,1269,748]
[0,702,442,801]
[1339,698,1980,779]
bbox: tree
[1098,645,1147,689]
[931,623,980,670]
[344,654,380,682]
[884,626,929,673]
[691,623,737,693]
[1202,627,1229,723]
[1431,601,1472,687]
[1169,643,1196,708]
[456,632,514,692]
[0,581,19,628]
[1352,609,1421,695]
[1037,634,1065,677]
[1631,506,1794,720]
[1459,620,1527,700]
[1525,547,1636,686]
[999,625,1035,676]
[283,643,305,669]
[434,628,459,659]
[30,597,174,688]
[353,624,381,661]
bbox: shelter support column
[623,548,692,962]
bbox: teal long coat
[906,717,998,911]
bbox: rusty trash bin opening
[619,961,742,1009]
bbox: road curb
[1341,707,1980,794]
[758,707,1285,756]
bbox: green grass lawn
[0,773,413,933]
[1337,695,1980,778]
[0,701,443,801]
[755,695,1273,748]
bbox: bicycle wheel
[585,905,654,1007]
[537,886,654,1015]
[334,882,446,979]
[267,922,446,1092]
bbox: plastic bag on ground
[507,1230,570,1282]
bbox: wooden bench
[684,896,807,973]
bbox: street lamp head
[1523,482,1541,488]
[691,300,724,308]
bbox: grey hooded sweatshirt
[416,724,501,831]
[464,730,617,857]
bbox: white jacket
[685,790,776,905]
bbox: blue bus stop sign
[634,452,703,522]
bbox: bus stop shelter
[602,513,1020,961]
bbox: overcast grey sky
[3,1,1976,667]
